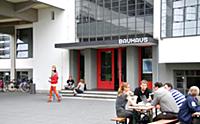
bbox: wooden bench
[111,117,127,124]
[148,119,178,124]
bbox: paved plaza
[0,92,116,124]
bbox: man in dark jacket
[178,86,200,124]
[134,80,152,104]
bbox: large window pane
[173,0,184,8]
[0,35,10,59]
[174,8,184,22]
[16,28,33,58]
[185,28,196,35]
[185,21,196,28]
[173,22,184,29]
[186,0,197,6]
[185,6,196,21]
[173,29,184,36]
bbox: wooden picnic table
[128,105,155,111]
[128,105,155,122]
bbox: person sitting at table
[115,82,139,124]
[178,86,200,124]
[64,75,75,90]
[164,82,186,108]
[134,80,152,104]
[151,82,179,121]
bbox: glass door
[97,49,114,90]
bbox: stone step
[59,90,117,100]
[60,90,117,95]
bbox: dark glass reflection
[76,0,154,41]
[101,51,112,81]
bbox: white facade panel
[0,59,11,69]
[37,0,68,10]
[16,59,33,69]
[33,7,74,90]
[159,36,200,63]
[153,0,161,40]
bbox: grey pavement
[0,92,116,124]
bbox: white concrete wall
[0,59,11,69]
[153,0,200,63]
[153,0,161,40]
[159,36,200,63]
[37,0,69,10]
[33,5,74,90]
[126,47,139,90]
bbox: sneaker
[48,99,52,103]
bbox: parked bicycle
[20,78,33,93]
[0,79,4,92]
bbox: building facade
[155,0,200,94]
[56,0,156,90]
[0,0,200,94]
[0,0,74,91]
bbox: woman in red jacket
[48,65,61,102]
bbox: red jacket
[50,72,58,84]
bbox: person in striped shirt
[164,82,186,108]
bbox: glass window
[0,35,10,59]
[101,51,112,81]
[185,28,196,35]
[185,0,197,6]
[173,0,184,8]
[76,0,153,41]
[16,28,33,58]
[173,29,184,36]
[185,21,196,35]
[162,0,199,38]
[185,6,196,21]
[173,22,184,29]
[173,8,184,22]
[142,59,152,74]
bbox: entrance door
[97,49,114,90]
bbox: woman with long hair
[115,82,139,124]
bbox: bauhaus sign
[118,37,149,44]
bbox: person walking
[48,65,61,102]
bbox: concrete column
[152,46,158,83]
[84,49,97,90]
[10,34,16,80]
[70,50,78,83]
[126,47,138,90]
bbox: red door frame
[97,48,115,90]
[118,48,123,87]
